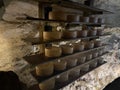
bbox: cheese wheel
[67,59,78,68]
[84,41,94,49]
[88,30,97,36]
[78,56,86,64]
[94,40,102,47]
[92,52,98,58]
[45,46,62,58]
[80,16,89,23]
[49,11,66,21]
[77,30,88,37]
[69,67,80,77]
[97,29,104,36]
[81,65,89,72]
[54,60,67,71]
[39,78,55,90]
[63,30,77,39]
[98,59,104,64]
[89,16,98,23]
[73,42,85,52]
[61,45,74,55]
[67,15,79,22]
[36,62,54,76]
[56,72,69,83]
[90,61,97,68]
[43,31,62,41]
[86,54,92,61]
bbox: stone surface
[0,0,39,86]
[93,0,120,27]
[3,0,38,22]
[0,0,120,90]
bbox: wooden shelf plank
[23,34,111,45]
[24,45,107,66]
[25,36,99,45]
[26,16,68,22]
[31,52,109,83]
[17,15,107,25]
[28,61,107,90]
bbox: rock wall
[0,0,39,86]
[94,0,120,27]
[0,0,120,90]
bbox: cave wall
[93,0,120,27]
[0,0,120,90]
[0,0,39,86]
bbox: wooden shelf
[28,61,107,90]
[19,0,111,90]
[24,45,107,66]
[18,16,107,27]
[37,0,113,14]
[24,34,111,45]
[31,52,109,83]
[25,36,100,45]
[55,62,107,90]
[69,22,106,25]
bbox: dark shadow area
[103,77,120,90]
[0,71,27,90]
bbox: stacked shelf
[18,0,113,26]
[24,44,107,66]
[21,0,112,90]
[24,34,111,45]
[25,44,109,90]
[30,52,108,83]
[19,15,108,27]
[29,62,107,90]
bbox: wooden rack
[24,45,107,66]
[19,15,107,23]
[24,34,111,45]
[29,61,107,90]
[18,15,108,27]
[31,52,109,83]
[21,0,112,90]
